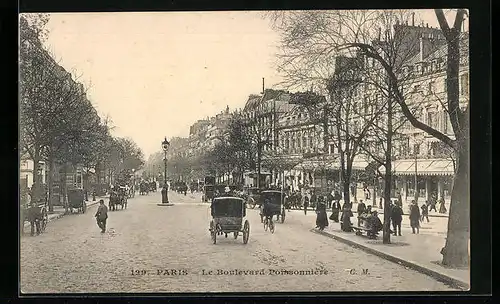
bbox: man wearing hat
[95,199,108,233]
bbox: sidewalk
[285,209,469,290]
[22,195,109,230]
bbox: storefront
[387,158,455,202]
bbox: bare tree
[267,9,469,266]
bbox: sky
[37,9,467,159]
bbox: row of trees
[20,14,145,211]
[265,9,469,267]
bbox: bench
[351,216,379,239]
[351,226,378,239]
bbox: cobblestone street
[20,191,456,293]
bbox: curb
[310,228,469,290]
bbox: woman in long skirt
[315,200,329,230]
[330,200,340,223]
[340,203,353,232]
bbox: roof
[243,95,263,111]
[405,32,469,66]
[213,196,244,201]
[243,89,290,112]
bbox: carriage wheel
[269,220,275,234]
[82,202,87,214]
[233,231,238,239]
[242,220,250,244]
[210,221,217,244]
[281,210,285,223]
[263,218,268,231]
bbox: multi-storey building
[388,31,469,203]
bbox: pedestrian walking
[357,199,366,226]
[396,191,403,208]
[340,202,353,232]
[379,197,383,209]
[315,198,329,231]
[409,200,420,234]
[391,203,403,236]
[428,194,437,212]
[310,191,317,210]
[303,195,309,215]
[420,201,430,222]
[330,200,341,223]
[438,196,447,213]
[95,199,108,233]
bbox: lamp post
[159,137,171,206]
[413,134,423,203]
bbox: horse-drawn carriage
[202,184,214,203]
[21,199,48,236]
[259,190,286,224]
[67,188,87,214]
[286,191,303,210]
[173,181,188,194]
[139,182,149,195]
[149,181,157,192]
[190,181,198,193]
[109,186,128,211]
[209,196,250,245]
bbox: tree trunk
[47,156,54,212]
[442,132,469,267]
[32,148,42,203]
[382,93,394,244]
[257,145,262,189]
[439,17,469,268]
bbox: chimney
[412,12,415,26]
[426,23,429,28]
[262,77,265,94]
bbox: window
[302,136,307,150]
[413,84,421,93]
[427,112,437,128]
[460,73,469,96]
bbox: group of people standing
[310,189,449,237]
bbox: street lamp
[160,137,170,205]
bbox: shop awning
[379,159,455,176]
